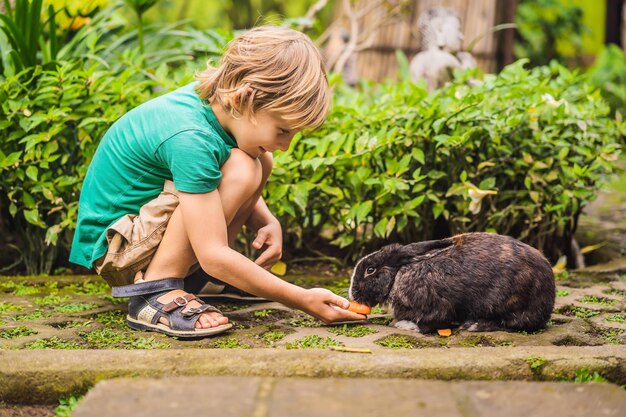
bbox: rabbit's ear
[392,238,454,264]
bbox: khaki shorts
[94,180,185,287]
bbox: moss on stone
[23,337,83,349]
[0,325,37,339]
[53,303,99,313]
[605,313,626,324]
[0,302,25,313]
[286,335,342,349]
[13,309,48,321]
[556,305,601,319]
[212,337,250,349]
[578,295,617,306]
[93,311,126,328]
[375,334,417,349]
[34,294,72,306]
[327,324,377,337]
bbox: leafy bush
[265,61,623,263]
[0,62,158,273]
[514,0,587,66]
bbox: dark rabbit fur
[349,232,555,333]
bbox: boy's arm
[178,190,366,323]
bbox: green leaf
[411,148,425,164]
[292,184,309,212]
[374,217,388,238]
[25,165,37,181]
[432,203,444,219]
[24,209,44,227]
[354,200,373,224]
[0,151,22,168]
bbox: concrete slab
[1,346,625,404]
[72,377,626,417]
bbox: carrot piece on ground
[437,328,452,337]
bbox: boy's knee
[222,149,263,191]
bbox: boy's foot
[155,289,229,329]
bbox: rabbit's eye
[366,266,376,275]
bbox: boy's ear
[229,84,253,111]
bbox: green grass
[24,337,83,349]
[0,325,37,339]
[605,313,626,324]
[0,302,25,313]
[554,271,570,281]
[34,294,72,306]
[578,295,617,306]
[253,309,274,318]
[125,336,170,349]
[260,330,288,345]
[375,334,417,349]
[370,316,393,325]
[525,356,546,375]
[573,368,608,383]
[327,324,377,337]
[326,278,350,296]
[605,288,626,298]
[13,309,47,321]
[371,305,385,314]
[213,337,250,349]
[79,328,126,348]
[557,305,601,319]
[287,312,322,328]
[12,283,41,295]
[94,311,127,328]
[99,295,128,305]
[55,394,83,417]
[285,335,342,349]
[556,289,571,297]
[53,321,93,329]
[53,303,99,313]
[78,328,170,349]
[600,328,623,345]
[65,280,109,295]
[456,335,515,347]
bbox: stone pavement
[0,258,625,409]
[72,376,626,417]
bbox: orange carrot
[437,328,452,337]
[348,301,371,315]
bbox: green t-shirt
[69,82,237,268]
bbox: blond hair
[195,25,330,131]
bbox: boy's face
[227,110,299,159]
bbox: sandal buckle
[173,296,188,307]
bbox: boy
[69,25,366,338]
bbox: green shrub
[265,61,623,262]
[514,0,587,66]
[0,62,156,273]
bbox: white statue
[410,7,477,91]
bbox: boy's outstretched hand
[301,288,368,324]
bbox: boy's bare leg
[226,152,273,245]
[142,149,266,329]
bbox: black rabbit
[349,232,555,333]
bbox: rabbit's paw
[392,320,420,331]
